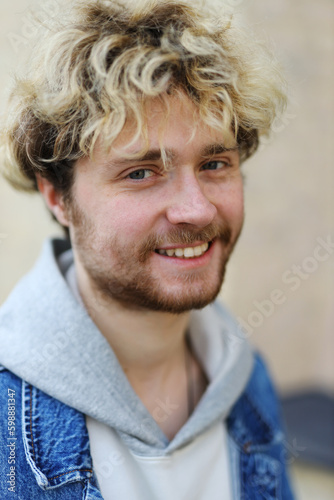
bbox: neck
[75,261,208,439]
[76,263,190,376]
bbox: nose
[165,175,217,227]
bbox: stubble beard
[69,201,241,314]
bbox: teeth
[194,245,202,256]
[201,242,209,253]
[184,247,194,258]
[156,242,210,259]
[175,248,184,258]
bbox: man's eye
[128,169,154,180]
[201,160,230,171]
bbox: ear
[36,175,70,227]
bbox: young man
[0,0,294,498]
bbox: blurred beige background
[0,1,333,498]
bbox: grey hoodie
[0,238,253,456]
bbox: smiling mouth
[155,241,211,259]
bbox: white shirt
[87,416,233,500]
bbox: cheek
[230,186,244,221]
[206,179,244,223]
[218,198,244,231]
[96,197,157,241]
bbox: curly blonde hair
[1,0,286,198]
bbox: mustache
[139,223,232,261]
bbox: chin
[115,278,224,314]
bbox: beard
[68,200,242,314]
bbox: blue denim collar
[227,354,289,499]
[227,358,284,452]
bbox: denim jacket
[0,354,294,499]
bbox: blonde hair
[1,0,286,197]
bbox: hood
[0,238,253,456]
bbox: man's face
[67,94,244,314]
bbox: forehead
[101,93,237,162]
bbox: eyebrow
[108,143,238,169]
[110,149,176,166]
[200,144,239,157]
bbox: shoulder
[0,364,21,384]
[0,365,21,392]
[247,352,279,396]
[0,366,22,421]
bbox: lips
[155,242,210,259]
[139,223,231,264]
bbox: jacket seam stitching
[48,469,93,481]
[28,383,93,483]
[29,384,37,464]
